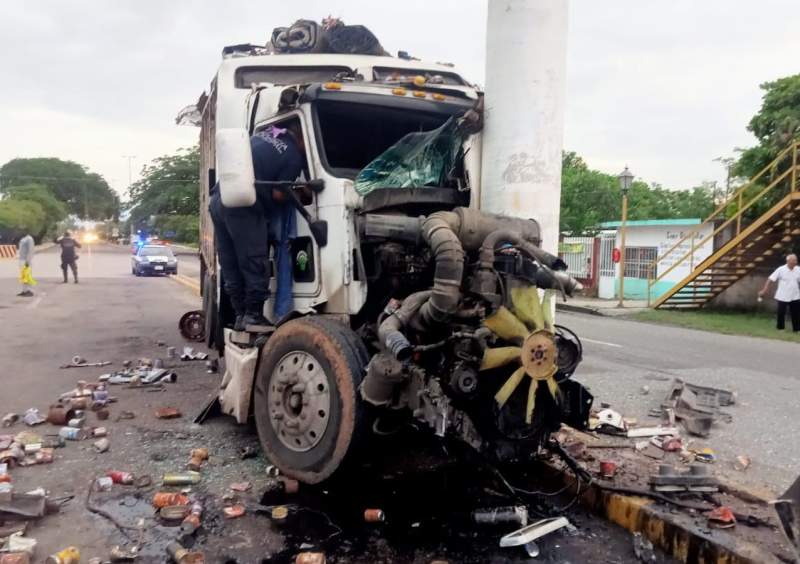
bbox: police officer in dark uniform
[209,123,305,331]
[57,230,81,283]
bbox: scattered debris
[295,553,326,564]
[93,438,110,453]
[594,408,626,434]
[499,516,570,559]
[95,477,113,492]
[180,347,208,361]
[472,505,528,526]
[160,504,192,523]
[690,447,716,464]
[107,471,134,485]
[240,446,258,460]
[180,502,203,535]
[632,531,656,563]
[44,546,80,563]
[772,473,800,561]
[166,540,204,563]
[163,471,201,486]
[3,531,37,555]
[153,492,190,508]
[166,346,177,359]
[60,358,111,369]
[187,448,209,471]
[363,508,385,523]
[270,505,289,526]
[116,411,135,421]
[109,545,139,561]
[205,359,218,374]
[649,463,718,493]
[1,414,19,428]
[658,378,735,437]
[223,503,246,519]
[155,407,182,420]
[640,385,650,395]
[229,482,251,492]
[707,506,736,529]
[21,410,45,427]
[599,460,617,478]
[734,455,751,471]
[626,426,679,438]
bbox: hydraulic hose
[418,213,466,325]
[378,291,432,360]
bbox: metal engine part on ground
[772,474,800,560]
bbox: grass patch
[630,309,800,343]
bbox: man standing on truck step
[209,122,305,332]
[57,230,81,283]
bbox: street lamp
[617,166,634,307]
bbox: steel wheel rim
[267,351,331,452]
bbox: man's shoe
[233,315,246,332]
[20,290,33,297]
[243,313,273,333]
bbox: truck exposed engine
[186,18,592,484]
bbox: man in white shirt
[759,254,800,331]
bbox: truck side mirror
[215,128,256,207]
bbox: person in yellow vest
[17,233,35,297]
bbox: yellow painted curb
[553,467,785,564]
[169,273,201,296]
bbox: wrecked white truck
[187,21,593,484]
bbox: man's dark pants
[209,191,269,317]
[61,258,77,282]
[776,299,800,331]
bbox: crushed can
[295,553,326,564]
[59,427,87,441]
[166,541,204,564]
[364,509,385,523]
[153,492,190,508]
[96,476,113,491]
[108,470,134,485]
[45,547,80,564]
[163,471,201,486]
[180,501,203,535]
[46,405,74,426]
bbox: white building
[596,219,715,301]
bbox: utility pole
[617,167,634,308]
[122,155,137,191]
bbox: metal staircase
[649,141,800,309]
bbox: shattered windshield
[314,99,452,179]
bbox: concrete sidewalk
[557,295,650,316]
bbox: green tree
[4,183,68,239]
[560,152,716,233]
[731,74,800,218]
[0,158,119,220]
[0,199,46,239]
[127,146,199,243]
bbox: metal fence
[558,236,594,279]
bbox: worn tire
[253,316,368,484]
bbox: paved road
[558,310,800,495]
[0,245,649,562]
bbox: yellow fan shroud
[480,287,559,424]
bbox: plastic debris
[107,471,134,485]
[22,409,45,427]
[499,516,570,548]
[707,506,736,528]
[166,541,204,564]
[181,347,208,361]
[93,438,110,453]
[223,503,246,519]
[5,531,37,555]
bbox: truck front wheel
[253,317,368,484]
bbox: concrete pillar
[480,0,569,257]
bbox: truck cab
[189,33,589,484]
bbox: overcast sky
[1,1,797,199]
